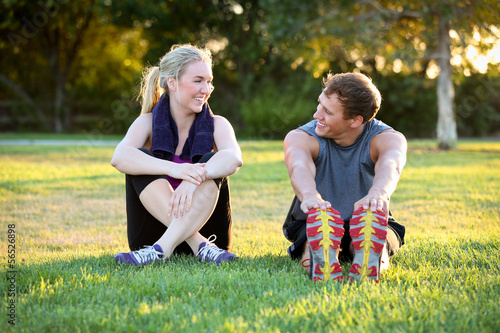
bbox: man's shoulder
[368,119,405,140]
[295,120,317,135]
[370,128,407,158]
[286,120,319,141]
[374,128,406,141]
[368,118,391,131]
[285,128,318,144]
[284,127,320,159]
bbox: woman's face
[172,60,214,114]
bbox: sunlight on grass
[1,139,499,332]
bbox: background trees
[1,0,147,133]
[262,0,500,149]
[1,0,499,147]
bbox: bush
[373,73,438,138]
[238,75,318,139]
[455,73,500,137]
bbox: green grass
[0,132,123,141]
[1,139,499,332]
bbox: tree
[108,0,312,136]
[262,0,500,149]
[0,0,148,133]
[1,0,100,132]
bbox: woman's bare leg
[138,178,219,257]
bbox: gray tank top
[285,118,391,225]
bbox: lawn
[1,139,499,332]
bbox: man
[283,72,407,282]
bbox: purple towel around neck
[151,93,214,162]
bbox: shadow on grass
[10,241,500,332]
[16,252,301,293]
[400,235,500,270]
[18,233,499,305]
[1,174,121,194]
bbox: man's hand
[354,190,390,218]
[300,195,332,214]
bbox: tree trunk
[436,18,457,150]
[0,74,51,131]
[53,71,65,133]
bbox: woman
[111,44,243,266]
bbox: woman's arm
[202,116,243,180]
[110,113,208,185]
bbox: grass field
[1,139,499,332]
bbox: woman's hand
[170,163,208,185]
[168,181,198,218]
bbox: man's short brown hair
[323,72,382,123]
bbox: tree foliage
[262,0,500,148]
[0,0,146,132]
[0,0,498,140]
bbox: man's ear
[167,77,176,91]
[350,115,364,128]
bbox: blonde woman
[111,44,242,265]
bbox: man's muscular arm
[284,130,330,213]
[354,129,407,215]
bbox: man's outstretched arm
[354,129,407,214]
[284,130,330,213]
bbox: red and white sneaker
[306,207,345,282]
[348,208,388,282]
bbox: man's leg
[301,240,311,273]
[381,225,401,273]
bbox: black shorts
[283,209,406,262]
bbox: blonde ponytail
[136,44,212,115]
[138,66,161,114]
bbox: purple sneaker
[196,235,237,265]
[114,244,164,266]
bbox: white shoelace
[196,235,225,260]
[132,246,164,264]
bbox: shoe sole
[348,208,387,282]
[114,253,141,266]
[306,207,344,282]
[114,249,164,266]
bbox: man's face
[313,92,351,139]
